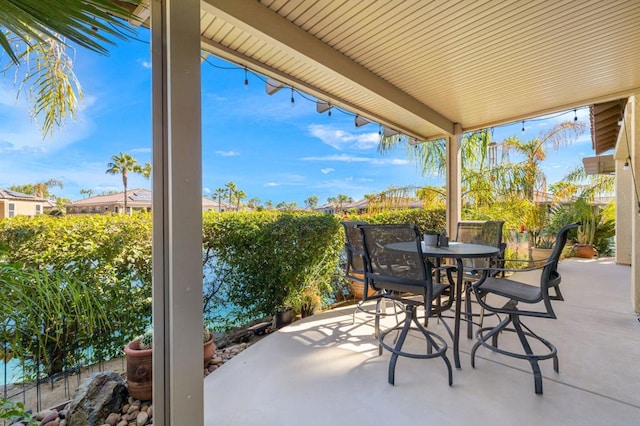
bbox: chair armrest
[468,258,556,276]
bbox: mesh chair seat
[478,278,541,304]
[470,222,579,394]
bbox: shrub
[203,211,343,324]
[0,263,109,378]
[0,213,152,363]
[341,208,446,233]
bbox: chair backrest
[341,221,368,281]
[538,222,580,313]
[359,224,434,299]
[455,220,505,269]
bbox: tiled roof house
[66,188,235,214]
[0,189,47,218]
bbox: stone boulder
[66,372,129,426]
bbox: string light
[202,57,592,143]
[624,158,630,170]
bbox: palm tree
[247,197,261,210]
[1,1,138,138]
[213,188,226,211]
[304,195,319,209]
[224,182,237,209]
[33,179,63,198]
[80,188,94,199]
[336,194,353,213]
[105,153,148,214]
[379,122,585,220]
[235,190,247,211]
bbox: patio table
[386,241,500,369]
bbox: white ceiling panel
[195,0,640,141]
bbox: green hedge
[203,211,343,324]
[0,214,152,365]
[341,208,446,233]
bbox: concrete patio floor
[204,257,640,425]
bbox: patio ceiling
[187,0,640,142]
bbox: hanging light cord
[621,115,640,214]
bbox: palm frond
[0,0,139,64]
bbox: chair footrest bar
[473,326,558,362]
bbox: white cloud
[265,182,279,187]
[320,168,335,174]
[308,124,379,150]
[215,150,240,157]
[203,187,211,194]
[301,154,411,166]
[301,154,372,162]
[131,147,152,154]
[139,60,152,69]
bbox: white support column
[151,0,203,424]
[615,156,632,265]
[629,96,640,313]
[446,124,463,237]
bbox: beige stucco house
[0,189,46,219]
[66,188,234,214]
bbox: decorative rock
[147,405,153,418]
[59,409,69,419]
[41,410,59,424]
[66,371,129,426]
[122,404,130,414]
[36,409,57,421]
[127,410,140,421]
[60,420,67,426]
[43,419,60,426]
[127,404,140,414]
[136,411,149,426]
[117,421,128,426]
[106,412,121,425]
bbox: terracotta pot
[273,309,294,328]
[531,247,553,266]
[203,337,216,368]
[574,243,596,258]
[124,338,153,401]
[348,275,376,300]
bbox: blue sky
[0,28,597,206]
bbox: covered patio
[204,257,639,425]
[128,0,640,422]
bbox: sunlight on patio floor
[204,258,640,425]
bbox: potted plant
[124,329,153,401]
[574,216,597,258]
[423,229,440,247]
[531,233,554,265]
[124,325,216,401]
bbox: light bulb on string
[624,157,630,170]
[521,121,525,132]
[290,87,295,106]
[574,109,578,121]
[243,66,248,88]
